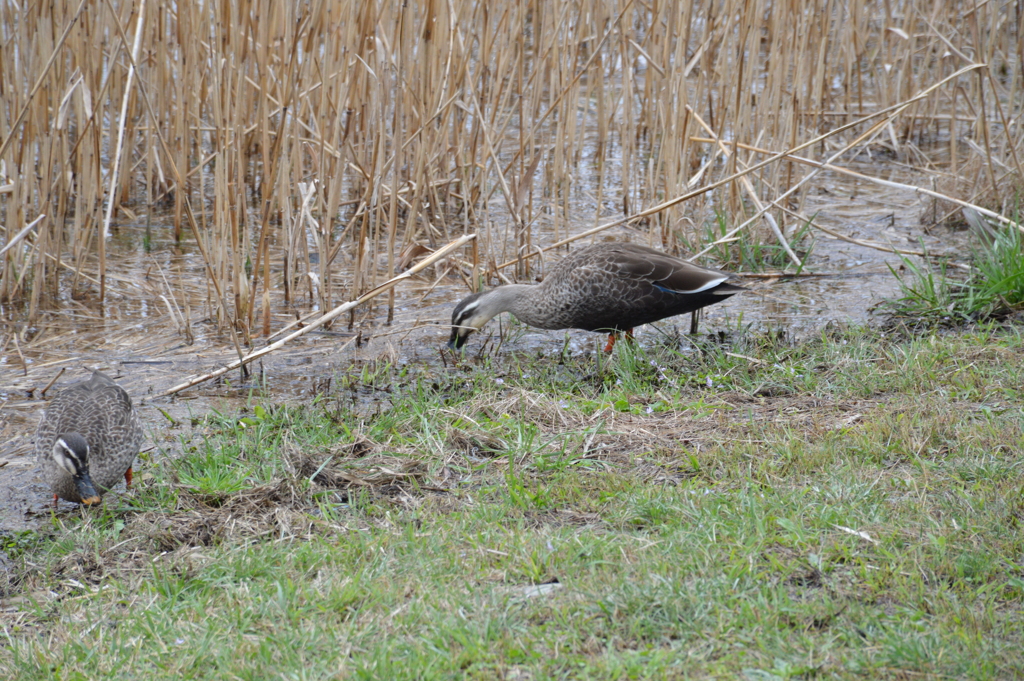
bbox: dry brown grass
[1,0,1021,331]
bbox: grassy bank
[3,322,1024,679]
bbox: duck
[448,242,745,352]
[35,370,144,506]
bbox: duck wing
[554,244,742,331]
[591,243,736,293]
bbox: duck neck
[486,284,538,325]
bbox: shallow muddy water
[0,161,970,533]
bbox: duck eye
[53,442,80,476]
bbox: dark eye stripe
[456,303,479,321]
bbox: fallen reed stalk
[688,64,989,262]
[686,106,802,266]
[0,215,46,258]
[690,137,1021,233]
[493,63,986,272]
[160,234,476,397]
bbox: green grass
[694,211,815,273]
[2,324,1024,678]
[885,216,1024,325]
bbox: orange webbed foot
[124,466,133,489]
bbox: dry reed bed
[0,0,1021,336]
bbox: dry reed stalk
[769,198,971,269]
[0,215,46,258]
[97,0,247,366]
[688,64,991,261]
[99,0,147,303]
[1,0,1021,328]
[687,107,802,266]
[492,62,985,272]
[690,138,1021,233]
[161,233,476,397]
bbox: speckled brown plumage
[449,242,745,349]
[36,371,143,504]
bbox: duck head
[448,290,494,350]
[51,433,101,505]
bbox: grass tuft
[884,218,1024,326]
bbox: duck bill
[447,329,467,350]
[74,471,102,506]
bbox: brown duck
[36,371,144,506]
[449,242,745,352]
